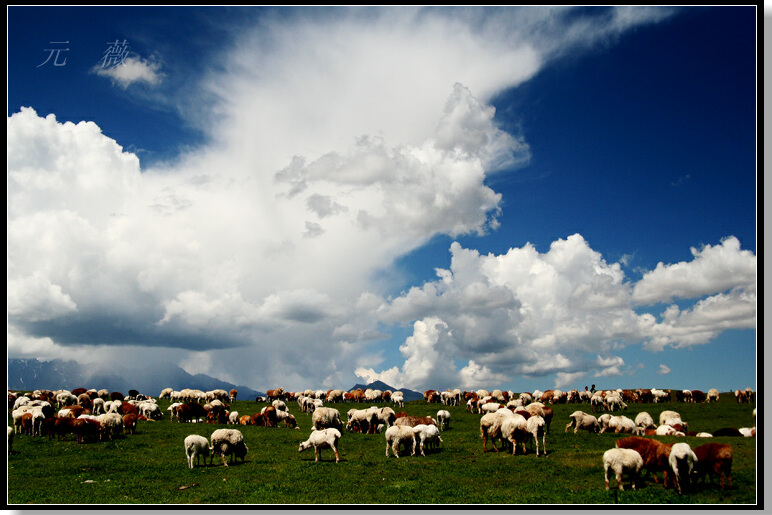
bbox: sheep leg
[386,441,391,458]
[605,465,611,490]
[333,445,340,463]
[314,446,320,462]
[616,471,624,491]
[221,452,228,467]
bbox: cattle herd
[8,384,757,498]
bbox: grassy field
[7,392,757,505]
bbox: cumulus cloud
[11,7,728,392]
[658,364,671,375]
[91,56,163,88]
[632,236,756,305]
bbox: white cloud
[632,236,756,305]
[9,8,710,392]
[658,364,671,375]
[91,56,162,88]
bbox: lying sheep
[566,411,600,434]
[385,425,416,458]
[603,448,644,491]
[298,428,341,463]
[413,424,443,456]
[184,434,211,469]
[210,428,248,467]
[669,442,697,494]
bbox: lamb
[565,411,600,434]
[385,425,417,458]
[413,424,443,456]
[210,428,248,467]
[669,442,697,494]
[693,443,732,489]
[184,434,211,469]
[312,407,343,431]
[603,448,643,491]
[298,428,341,463]
[436,410,451,431]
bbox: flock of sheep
[8,384,756,498]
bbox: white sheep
[159,388,174,400]
[501,413,529,455]
[385,425,417,458]
[228,411,240,425]
[526,415,546,457]
[311,407,343,431]
[566,411,600,434]
[436,410,451,431]
[607,415,636,434]
[480,402,503,414]
[346,407,379,433]
[603,448,643,491]
[210,428,248,467]
[658,410,681,426]
[391,391,405,408]
[97,413,124,440]
[655,424,683,436]
[696,432,713,438]
[669,442,697,494]
[706,388,720,403]
[634,412,655,430]
[184,434,211,469]
[298,428,341,463]
[412,424,443,456]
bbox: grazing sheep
[385,425,417,458]
[311,407,343,431]
[346,407,380,434]
[184,434,211,469]
[659,410,681,426]
[566,411,600,434]
[413,424,443,456]
[480,412,510,453]
[97,413,124,440]
[436,410,451,431]
[524,415,546,456]
[669,442,697,494]
[228,411,240,425]
[391,391,404,408]
[615,436,674,487]
[706,388,720,403]
[634,412,656,430]
[693,443,732,489]
[210,428,248,467]
[298,428,341,463]
[501,413,529,456]
[394,415,437,428]
[607,415,636,434]
[603,448,644,491]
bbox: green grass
[8,393,757,505]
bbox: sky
[7,6,758,394]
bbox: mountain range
[7,358,423,402]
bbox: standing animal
[210,429,248,467]
[692,443,733,489]
[436,410,451,431]
[615,436,674,487]
[603,448,644,491]
[311,407,343,431]
[566,411,600,434]
[669,443,697,494]
[298,428,341,463]
[184,434,211,469]
[413,424,443,456]
[385,425,417,458]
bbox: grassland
[7,392,757,505]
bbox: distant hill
[7,358,264,399]
[349,380,424,402]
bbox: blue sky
[8,7,757,394]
